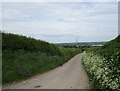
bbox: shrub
[82,52,119,90]
[2,33,81,84]
[2,33,61,55]
[82,35,120,90]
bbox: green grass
[3,48,80,84]
[2,32,81,84]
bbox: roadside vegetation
[2,33,81,84]
[82,35,120,90]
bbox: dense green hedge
[3,49,80,84]
[2,33,61,55]
[82,35,120,90]
[2,33,81,84]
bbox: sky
[1,2,118,43]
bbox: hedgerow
[2,33,61,55]
[82,52,119,90]
[2,33,81,84]
[82,35,120,90]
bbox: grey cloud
[2,2,118,43]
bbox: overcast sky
[2,2,118,43]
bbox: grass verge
[3,48,80,84]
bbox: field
[82,35,120,90]
[2,33,81,84]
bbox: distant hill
[56,42,106,47]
